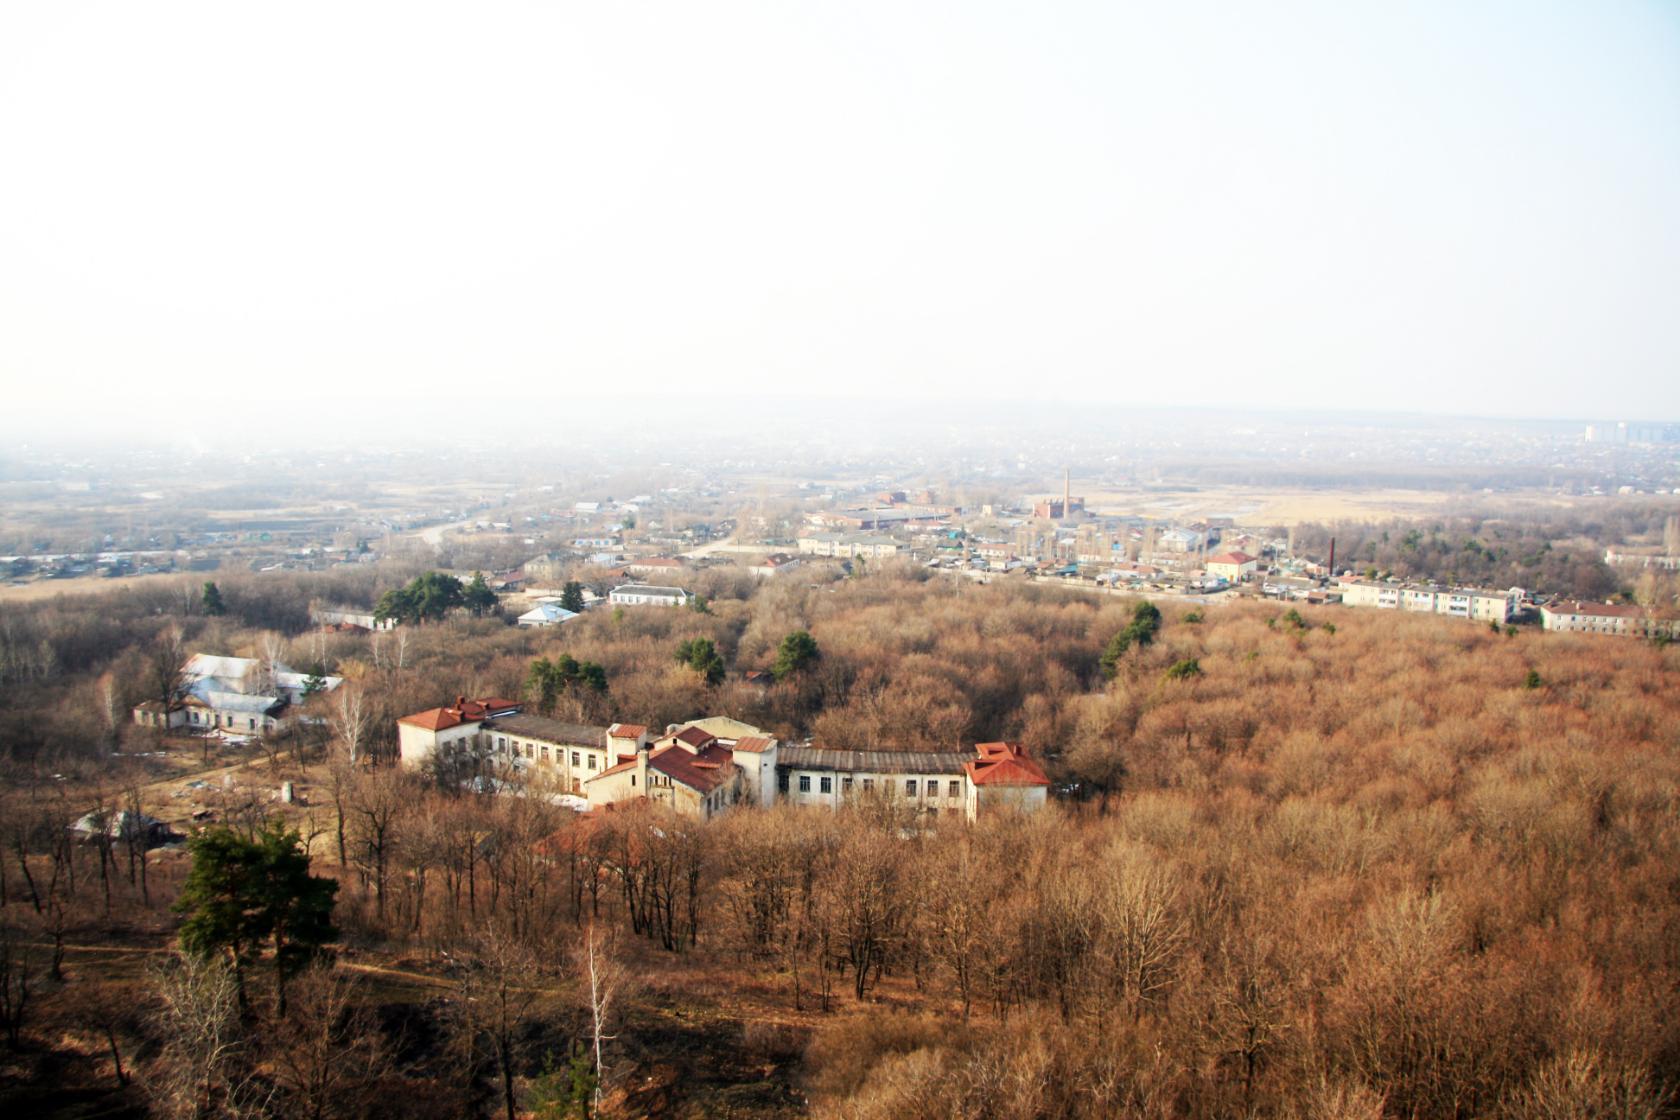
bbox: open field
[1085,484,1516,524]
[0,572,195,603]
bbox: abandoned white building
[132,653,344,735]
[309,605,395,631]
[396,697,639,793]
[395,700,1051,821]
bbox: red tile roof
[398,696,521,732]
[652,744,736,792]
[732,736,775,753]
[400,707,466,731]
[1207,552,1256,565]
[965,741,1050,787]
[588,743,738,794]
[673,726,717,750]
[608,723,648,739]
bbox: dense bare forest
[2,563,1679,1118]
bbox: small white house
[517,601,580,628]
[747,555,801,579]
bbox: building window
[497,736,506,752]
[842,776,853,794]
[631,774,636,786]
[587,755,597,770]
[949,780,961,798]
[906,779,917,796]
[778,770,789,793]
[819,776,832,794]
[541,746,550,761]
[572,751,580,766]
[248,718,256,730]
[798,775,811,793]
[862,778,874,792]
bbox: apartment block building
[1336,579,1521,624]
[1540,600,1680,639]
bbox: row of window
[788,773,963,799]
[187,710,262,731]
[488,736,600,770]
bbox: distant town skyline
[2,1,1677,431]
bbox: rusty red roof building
[673,725,717,751]
[965,741,1051,787]
[592,743,738,794]
[398,695,522,732]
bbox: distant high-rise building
[1584,420,1676,445]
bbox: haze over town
[3,1,1679,430]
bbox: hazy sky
[1,1,1677,432]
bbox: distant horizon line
[3,392,1671,437]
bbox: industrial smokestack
[1328,537,1336,578]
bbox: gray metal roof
[487,713,608,747]
[202,691,281,714]
[777,747,969,775]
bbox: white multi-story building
[397,700,642,794]
[797,534,902,559]
[1336,580,1521,624]
[1540,600,1680,639]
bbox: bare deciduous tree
[455,932,543,1120]
[330,685,369,768]
[151,954,265,1120]
[267,965,390,1120]
[577,920,632,1116]
[347,769,408,924]
[0,926,37,1049]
